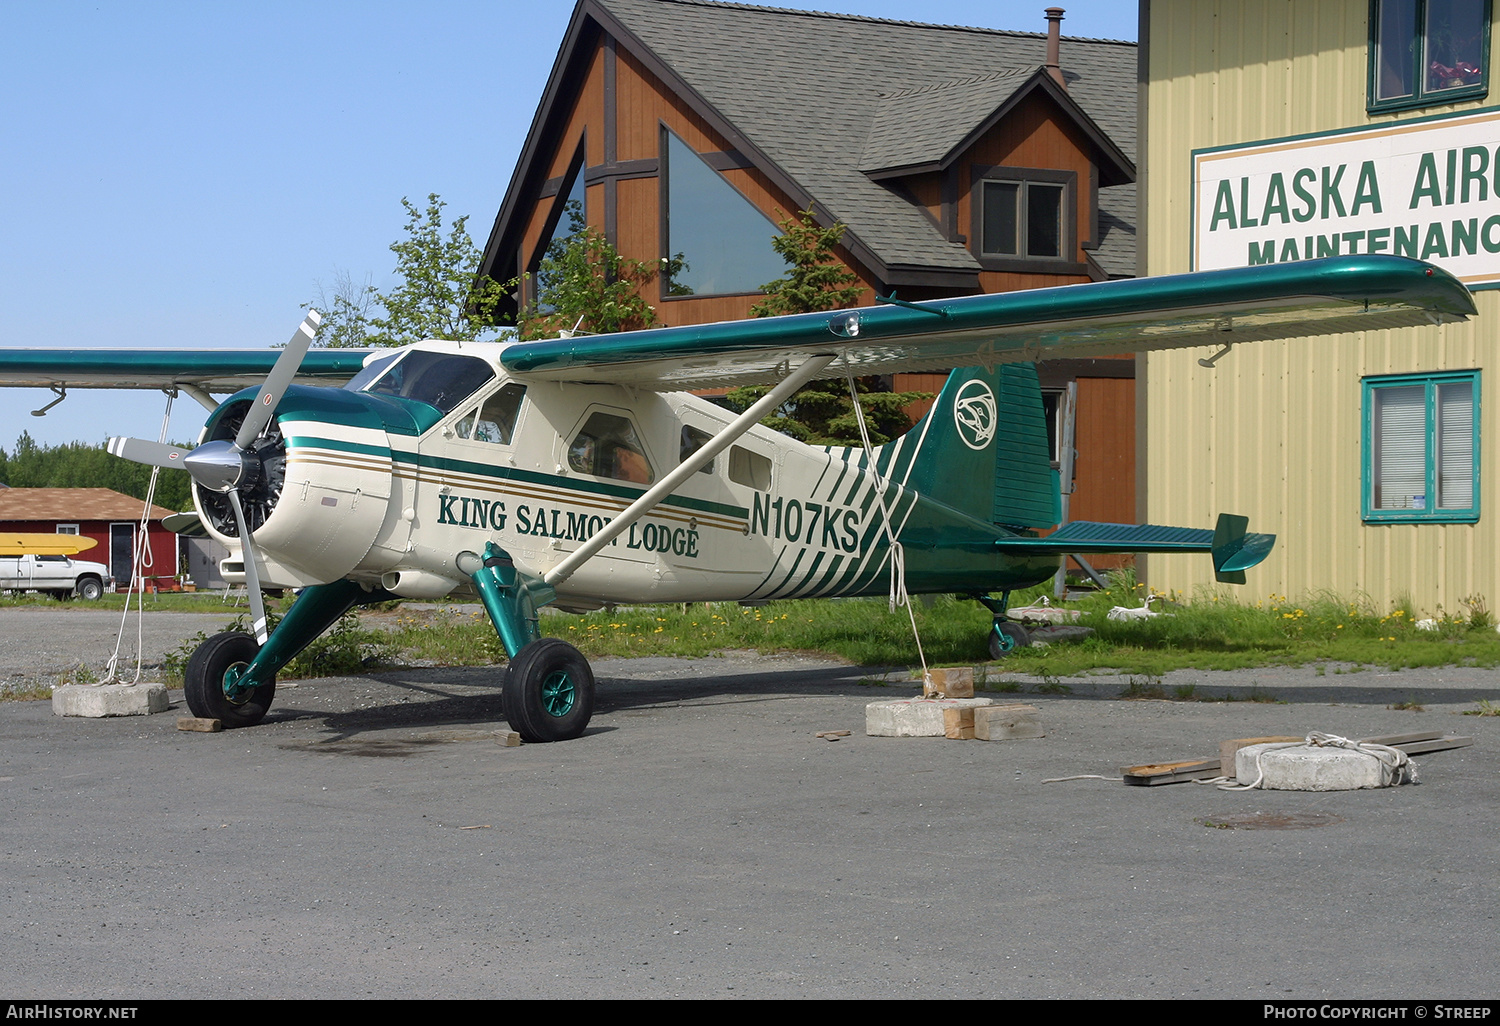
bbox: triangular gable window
[531,157,587,312]
[662,129,784,297]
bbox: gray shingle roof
[859,68,1032,175]
[596,0,1136,278]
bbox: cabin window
[55,524,79,535]
[455,384,527,445]
[361,351,496,414]
[661,129,785,298]
[728,445,772,491]
[1369,0,1489,110]
[568,412,654,484]
[1363,371,1479,522]
[679,425,715,474]
[971,167,1078,271]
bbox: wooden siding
[1144,0,1500,612]
[959,90,1101,269]
[505,27,1135,547]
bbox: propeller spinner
[108,310,321,644]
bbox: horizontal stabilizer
[993,514,1275,585]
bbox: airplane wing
[502,256,1475,390]
[0,348,371,391]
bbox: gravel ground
[0,607,245,694]
[2,608,1498,999]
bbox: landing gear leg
[464,542,593,743]
[190,579,383,727]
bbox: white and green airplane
[0,256,1474,740]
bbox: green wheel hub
[221,662,254,705]
[992,624,1015,652]
[540,670,576,717]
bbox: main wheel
[987,619,1030,659]
[184,631,275,728]
[502,638,595,742]
[76,577,103,601]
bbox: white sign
[1193,107,1500,288]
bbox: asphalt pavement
[1,607,1496,999]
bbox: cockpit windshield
[349,350,496,414]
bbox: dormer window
[982,180,1065,258]
[971,166,1080,271]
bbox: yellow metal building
[1141,0,1497,614]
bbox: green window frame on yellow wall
[1368,0,1491,112]
[1362,370,1480,522]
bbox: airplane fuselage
[203,340,1057,608]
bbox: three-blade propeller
[108,310,321,645]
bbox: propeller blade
[107,436,191,469]
[234,309,321,450]
[226,490,269,645]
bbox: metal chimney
[1045,7,1066,90]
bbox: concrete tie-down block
[866,697,994,737]
[1234,741,1415,790]
[52,683,170,718]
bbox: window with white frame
[1363,371,1480,522]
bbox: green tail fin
[894,364,1060,529]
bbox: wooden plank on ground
[1121,758,1221,786]
[943,707,975,739]
[1359,730,1444,746]
[1391,735,1473,755]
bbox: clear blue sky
[0,0,1137,453]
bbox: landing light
[828,311,861,338]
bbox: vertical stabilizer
[886,364,1060,530]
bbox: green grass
[21,576,1500,696]
[388,596,997,666]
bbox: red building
[0,488,179,589]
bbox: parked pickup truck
[0,553,112,600]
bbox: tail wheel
[184,631,275,728]
[503,638,595,742]
[988,619,1030,659]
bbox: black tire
[184,631,275,728]
[502,638,595,742]
[987,619,1030,659]
[76,577,103,601]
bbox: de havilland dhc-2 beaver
[0,256,1475,741]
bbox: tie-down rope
[844,374,929,688]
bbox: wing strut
[542,353,838,589]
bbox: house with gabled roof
[0,487,178,589]
[479,0,1141,529]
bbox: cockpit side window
[362,351,495,413]
[568,412,654,484]
[454,383,527,445]
[680,425,715,474]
